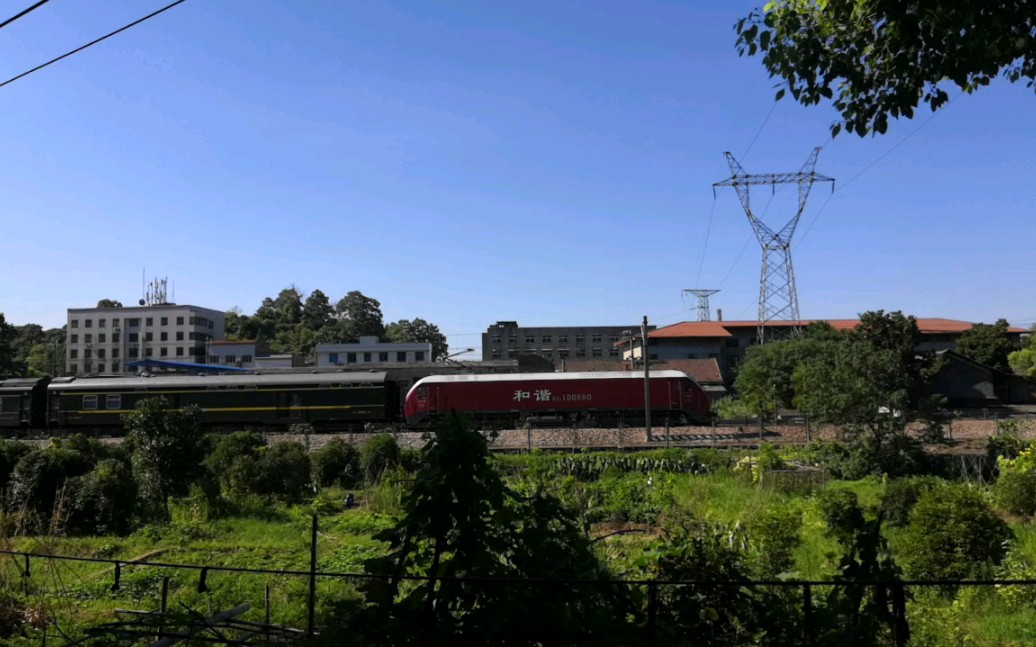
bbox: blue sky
[1,0,1033,358]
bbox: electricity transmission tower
[682,289,719,322]
[713,147,833,343]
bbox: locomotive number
[562,394,592,402]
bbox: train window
[0,397,18,413]
[319,383,331,389]
[417,386,426,396]
[82,395,98,410]
[105,394,121,410]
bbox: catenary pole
[643,315,651,441]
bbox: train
[0,369,711,434]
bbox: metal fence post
[308,515,318,639]
[892,582,909,646]
[647,581,658,643]
[803,583,815,646]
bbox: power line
[0,0,188,90]
[740,100,778,161]
[0,0,51,30]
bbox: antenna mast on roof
[682,289,720,322]
[713,148,834,343]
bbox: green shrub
[66,459,138,536]
[0,441,31,491]
[747,505,802,578]
[8,447,92,519]
[995,443,1036,516]
[816,489,865,545]
[311,439,361,488]
[252,442,311,503]
[902,485,1013,582]
[360,434,401,482]
[881,476,943,527]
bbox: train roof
[0,377,48,389]
[412,370,692,386]
[47,372,390,392]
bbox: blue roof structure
[125,360,250,373]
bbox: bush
[747,505,802,578]
[0,441,31,491]
[816,489,865,545]
[252,442,311,503]
[360,434,401,482]
[881,476,943,527]
[8,447,93,519]
[66,459,137,536]
[994,443,1036,516]
[902,485,1013,582]
[311,439,360,488]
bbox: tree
[735,1,1036,136]
[385,318,449,361]
[335,291,385,341]
[1008,325,1036,378]
[123,398,207,517]
[956,319,1017,372]
[0,314,17,376]
[311,438,361,488]
[302,289,335,332]
[66,459,138,536]
[224,307,259,341]
[96,299,123,308]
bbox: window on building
[85,334,92,343]
[208,355,219,364]
[176,316,184,325]
[160,332,168,341]
[70,334,78,344]
[208,321,214,329]
[329,352,339,364]
[106,394,121,410]
[145,348,153,357]
[85,320,93,328]
[97,349,106,359]
[112,318,120,327]
[559,349,569,359]
[176,347,184,357]
[526,335,535,344]
[160,348,168,357]
[491,351,501,359]
[112,348,120,358]
[99,319,106,328]
[379,352,389,362]
[112,332,120,343]
[508,349,519,358]
[70,349,78,359]
[608,348,619,357]
[128,332,138,343]
[242,354,252,363]
[189,317,196,325]
[71,319,79,328]
[363,352,372,362]
[542,334,552,343]
[96,363,105,373]
[146,317,153,326]
[491,336,501,344]
[558,335,568,343]
[128,318,140,327]
[161,317,168,325]
[508,338,518,346]
[145,332,153,342]
[174,332,183,341]
[609,335,619,343]
[397,352,406,362]
[129,348,138,358]
[98,334,106,343]
[82,395,97,410]
[592,334,602,343]
[69,364,78,374]
[576,348,586,358]
[415,351,425,361]
[188,332,196,340]
[575,334,585,343]
[84,348,92,358]
[592,348,602,358]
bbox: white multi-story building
[315,336,432,367]
[66,304,226,375]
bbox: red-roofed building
[617,318,1028,386]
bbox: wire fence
[4,542,1036,646]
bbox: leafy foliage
[385,318,449,361]
[66,459,137,536]
[251,442,312,502]
[995,443,1036,516]
[1009,325,1036,377]
[746,504,802,578]
[902,485,1013,582]
[880,477,942,528]
[736,1,1036,137]
[123,398,206,516]
[360,434,401,482]
[311,438,361,488]
[8,447,92,519]
[956,319,1018,372]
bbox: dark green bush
[9,447,93,518]
[311,439,360,488]
[816,489,865,545]
[360,434,401,482]
[902,485,1013,582]
[252,442,311,503]
[0,441,31,491]
[66,459,137,536]
[880,476,943,527]
[747,505,802,577]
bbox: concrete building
[481,321,656,363]
[66,304,225,375]
[206,340,271,369]
[619,318,1029,387]
[315,336,432,367]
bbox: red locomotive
[403,370,711,427]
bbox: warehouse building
[481,321,656,363]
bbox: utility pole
[642,315,651,441]
[682,289,720,322]
[713,148,833,343]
